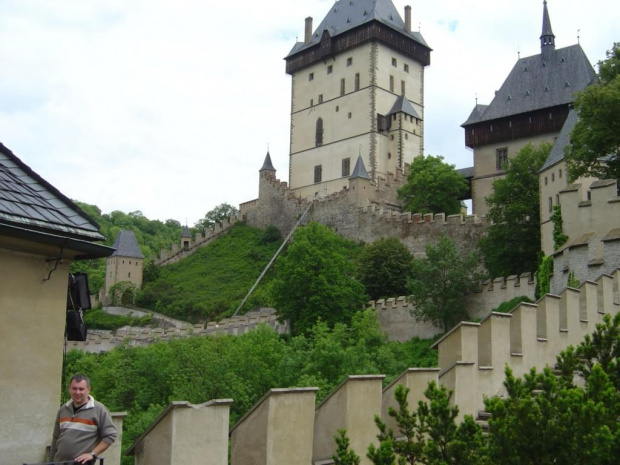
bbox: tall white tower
[285,0,431,200]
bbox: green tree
[270,222,367,335]
[478,143,551,278]
[551,205,568,250]
[397,155,469,215]
[333,429,361,465]
[566,43,620,182]
[194,202,239,232]
[408,235,482,332]
[367,416,397,465]
[359,237,414,300]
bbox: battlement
[125,270,619,465]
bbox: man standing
[50,374,117,464]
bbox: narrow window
[309,72,314,81]
[496,148,508,170]
[342,158,351,177]
[552,173,555,182]
[315,118,324,146]
[310,98,314,106]
[389,75,394,92]
[401,80,405,95]
[347,57,352,66]
[404,63,409,72]
[340,78,345,96]
[314,165,322,183]
[318,94,323,103]
[556,194,560,205]
[545,177,548,185]
[548,197,553,213]
[355,73,360,91]
[559,169,563,179]
[392,57,397,67]
[128,272,131,278]
[327,65,333,74]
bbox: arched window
[316,118,324,146]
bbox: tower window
[327,65,333,74]
[316,118,324,146]
[401,80,405,95]
[392,57,397,67]
[340,78,345,96]
[310,98,314,106]
[355,73,360,91]
[389,75,394,92]
[342,158,351,177]
[496,148,508,170]
[347,57,352,66]
[309,72,314,81]
[318,94,323,103]
[404,63,409,73]
[314,165,322,183]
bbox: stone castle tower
[104,229,144,302]
[285,0,431,201]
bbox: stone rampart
[128,269,619,464]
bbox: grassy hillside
[136,223,283,322]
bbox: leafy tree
[359,237,413,300]
[551,205,568,250]
[536,255,554,298]
[270,222,367,335]
[194,202,239,232]
[333,429,361,465]
[408,235,482,332]
[566,43,620,182]
[478,143,551,278]
[397,155,469,215]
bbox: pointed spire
[182,225,191,238]
[349,156,370,179]
[259,151,276,172]
[540,1,555,51]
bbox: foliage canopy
[397,155,469,215]
[358,237,414,300]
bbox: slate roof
[287,0,428,58]
[462,44,596,126]
[350,156,370,179]
[540,108,578,171]
[110,230,144,259]
[387,94,422,119]
[260,151,276,172]
[181,225,192,238]
[0,141,105,242]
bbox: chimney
[305,17,313,43]
[404,6,411,33]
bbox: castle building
[104,229,144,301]
[285,0,431,201]
[462,1,596,218]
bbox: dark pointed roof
[349,156,370,179]
[540,108,578,172]
[540,1,555,50]
[260,151,276,172]
[110,230,144,259]
[182,225,191,238]
[462,44,595,126]
[387,94,422,119]
[287,0,428,58]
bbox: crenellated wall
[127,269,619,464]
[551,180,620,294]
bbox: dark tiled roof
[540,108,578,171]
[110,230,144,259]
[260,151,276,172]
[462,104,489,126]
[350,156,370,179]
[287,0,427,58]
[387,94,422,119]
[0,141,105,242]
[457,166,474,179]
[182,225,191,238]
[463,44,595,125]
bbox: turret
[540,1,555,53]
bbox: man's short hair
[70,374,91,388]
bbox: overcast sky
[0,0,617,226]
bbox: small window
[336,106,339,112]
[309,72,314,81]
[556,194,560,205]
[128,272,131,278]
[310,98,314,107]
[348,112,352,119]
[314,165,322,183]
[340,78,345,96]
[389,75,394,92]
[545,177,548,185]
[405,133,408,140]
[496,148,508,170]
[390,134,394,141]
[318,94,323,103]
[404,63,409,72]
[347,57,353,66]
[559,169,562,179]
[548,197,553,212]
[342,158,351,177]
[316,118,324,146]
[401,80,405,95]
[327,65,333,74]
[552,173,555,182]
[392,57,397,67]
[355,73,360,91]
